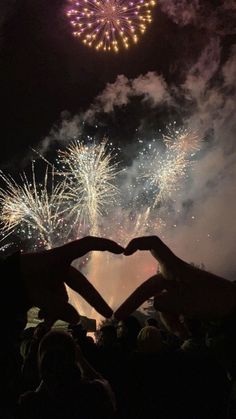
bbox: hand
[20,236,124,325]
[115,236,236,326]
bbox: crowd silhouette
[1,235,236,418]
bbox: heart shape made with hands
[23,235,179,332]
[23,235,236,327]
[69,247,157,320]
[68,236,174,321]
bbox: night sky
[1,0,234,166]
[0,0,236,279]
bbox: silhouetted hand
[115,236,236,328]
[21,236,124,325]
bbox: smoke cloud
[39,41,235,288]
[28,2,236,319]
[158,0,236,35]
[84,72,171,121]
[164,44,236,279]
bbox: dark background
[1,0,231,167]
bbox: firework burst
[0,128,200,251]
[164,125,200,155]
[0,165,68,249]
[139,126,200,208]
[66,0,156,52]
[0,129,201,322]
[58,140,119,235]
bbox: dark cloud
[159,0,236,35]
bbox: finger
[124,237,151,255]
[114,274,171,320]
[124,236,175,265]
[60,237,124,263]
[79,237,124,253]
[66,267,113,318]
[124,236,161,255]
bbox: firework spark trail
[0,130,200,247]
[0,164,68,249]
[151,150,187,207]
[66,0,156,52]
[59,140,119,236]
[0,128,201,324]
[140,127,200,209]
[0,242,14,252]
[59,139,120,322]
[132,207,151,236]
[164,127,200,155]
